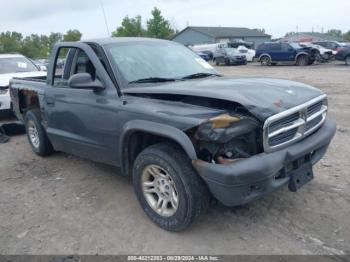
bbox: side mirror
[68,73,105,91]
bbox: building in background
[282,32,343,43]
[172,26,271,48]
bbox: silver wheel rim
[141,165,179,217]
[28,120,40,148]
[262,57,269,65]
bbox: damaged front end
[187,113,262,164]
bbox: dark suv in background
[335,47,350,65]
[255,42,316,66]
[313,41,345,51]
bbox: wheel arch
[15,89,41,121]
[258,53,272,61]
[295,52,309,60]
[119,120,197,176]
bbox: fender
[119,119,198,175]
[295,52,309,61]
[258,53,272,61]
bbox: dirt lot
[0,62,349,255]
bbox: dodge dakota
[10,38,336,231]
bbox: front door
[44,47,121,165]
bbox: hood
[123,77,324,121]
[0,71,46,87]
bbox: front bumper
[192,119,336,206]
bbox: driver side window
[53,47,97,88]
[71,50,96,82]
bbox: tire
[224,58,230,66]
[308,59,315,65]
[345,56,350,66]
[296,55,308,66]
[25,109,53,156]
[260,56,271,66]
[132,143,210,231]
[214,59,219,66]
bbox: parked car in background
[335,47,350,65]
[195,51,211,61]
[256,42,316,66]
[313,41,346,52]
[237,45,256,62]
[300,43,335,62]
[214,48,247,65]
[226,41,255,62]
[33,58,49,71]
[0,54,46,115]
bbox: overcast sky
[0,0,349,39]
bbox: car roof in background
[0,54,25,59]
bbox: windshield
[106,41,217,83]
[0,56,39,74]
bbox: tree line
[0,8,175,59]
[285,29,350,41]
[112,7,175,39]
[0,30,82,59]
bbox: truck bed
[12,75,47,83]
[10,76,48,121]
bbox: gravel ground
[0,61,349,255]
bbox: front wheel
[25,109,53,156]
[296,55,309,66]
[260,56,271,66]
[132,143,210,231]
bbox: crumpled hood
[0,71,46,87]
[123,77,324,120]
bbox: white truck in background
[189,41,256,62]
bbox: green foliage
[112,8,174,39]
[112,16,145,37]
[327,29,343,39]
[342,31,350,42]
[146,7,174,39]
[0,30,81,58]
[63,30,82,42]
[0,31,23,53]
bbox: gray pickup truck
[10,38,336,231]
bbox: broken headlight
[195,114,260,163]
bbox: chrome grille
[263,95,327,152]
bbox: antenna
[98,0,110,36]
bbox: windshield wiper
[129,77,179,84]
[181,72,221,80]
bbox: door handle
[46,97,55,106]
